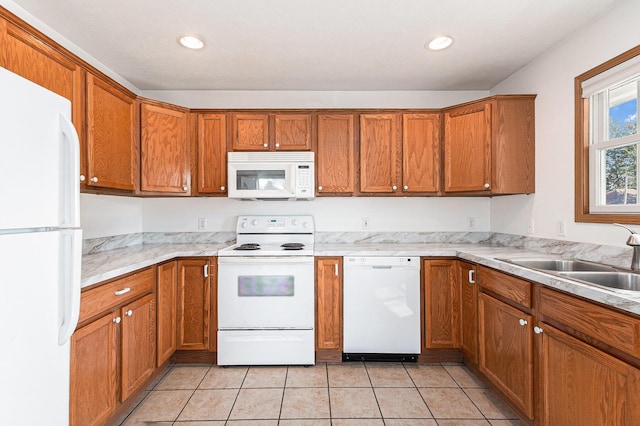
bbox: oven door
[217,256,314,329]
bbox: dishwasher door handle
[372,265,393,269]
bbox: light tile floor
[116,362,524,426]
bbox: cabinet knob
[220,186,225,191]
[484,183,490,189]
[182,185,188,192]
[263,143,268,148]
[392,185,398,191]
[80,175,86,182]
[519,319,528,326]
[125,309,133,317]
[275,143,280,148]
[91,176,98,183]
[534,326,543,334]
[318,185,323,191]
[113,317,121,324]
[403,185,409,191]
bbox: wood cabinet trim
[477,265,532,308]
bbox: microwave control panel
[294,164,314,197]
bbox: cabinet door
[274,113,312,150]
[230,113,269,151]
[444,102,491,192]
[316,113,356,195]
[120,294,156,401]
[140,103,190,194]
[315,257,343,350]
[458,261,478,364]
[177,259,211,350]
[70,312,118,426]
[157,261,177,365]
[86,74,137,190]
[479,293,533,419]
[360,113,400,193]
[402,113,440,193]
[423,259,460,349]
[197,113,227,194]
[539,323,640,426]
[1,18,85,182]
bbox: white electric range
[217,215,315,366]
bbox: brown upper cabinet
[360,112,440,195]
[443,95,535,194]
[230,112,312,151]
[316,113,356,195]
[359,113,400,193]
[86,73,138,191]
[0,13,85,183]
[196,113,227,195]
[274,113,313,150]
[402,113,441,193]
[140,101,190,195]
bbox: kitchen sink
[496,258,616,272]
[557,271,640,292]
[496,257,640,292]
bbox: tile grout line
[277,366,289,422]
[403,361,436,421]
[363,362,386,423]
[170,363,214,423]
[224,366,250,423]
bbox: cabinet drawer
[79,267,155,324]
[477,266,531,308]
[538,287,640,358]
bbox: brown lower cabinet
[70,267,156,426]
[315,257,343,359]
[478,292,534,419]
[458,261,478,364]
[539,323,640,425]
[423,259,459,349]
[176,258,216,351]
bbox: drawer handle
[534,326,543,334]
[468,269,476,284]
[334,264,339,277]
[114,287,131,296]
[204,264,209,278]
[519,319,528,326]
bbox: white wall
[80,194,143,239]
[490,0,640,248]
[142,197,491,233]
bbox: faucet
[614,223,640,270]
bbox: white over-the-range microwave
[227,151,315,200]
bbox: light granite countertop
[82,242,640,316]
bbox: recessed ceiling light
[178,35,205,50]
[427,36,453,51]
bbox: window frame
[575,44,640,224]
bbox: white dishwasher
[342,256,421,362]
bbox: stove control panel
[237,215,314,234]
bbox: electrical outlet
[198,217,206,230]
[362,217,369,229]
[557,220,567,237]
[527,219,535,235]
[466,217,476,231]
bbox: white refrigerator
[0,66,82,425]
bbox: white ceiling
[6,0,623,91]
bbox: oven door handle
[218,256,314,264]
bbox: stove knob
[241,221,248,228]
[302,221,309,228]
[251,219,259,226]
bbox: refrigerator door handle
[58,229,82,346]
[58,113,80,228]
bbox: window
[575,45,640,224]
